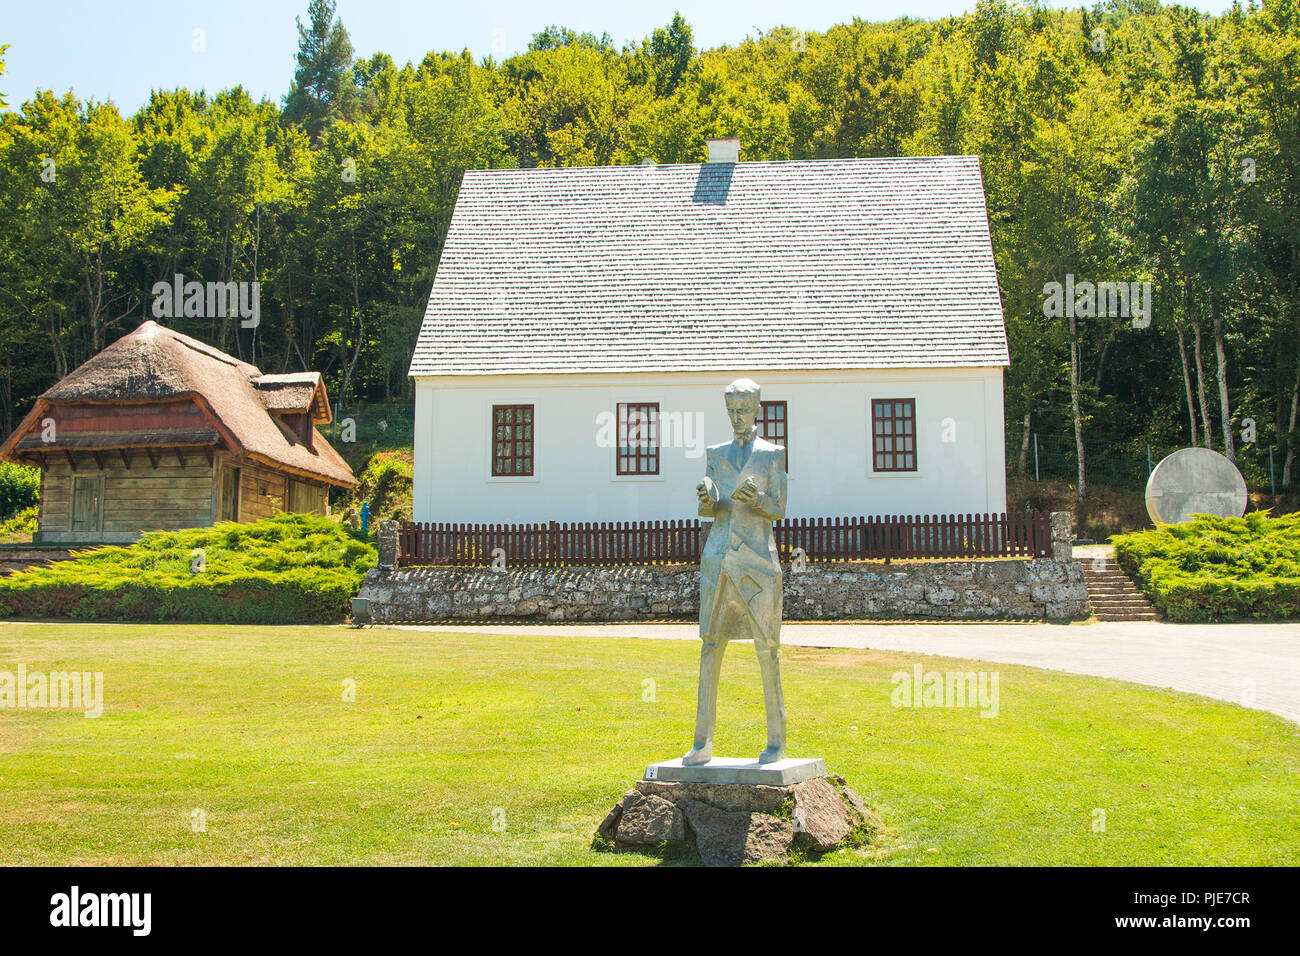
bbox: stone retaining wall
[358,515,1087,622]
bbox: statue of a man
[685,378,788,766]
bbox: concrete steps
[1082,564,1162,621]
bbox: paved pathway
[388,620,1300,725]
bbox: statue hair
[724,378,761,403]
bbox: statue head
[723,378,761,438]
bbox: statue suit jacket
[698,432,787,642]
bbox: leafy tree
[0,93,175,378]
[503,43,632,166]
[1131,10,1252,460]
[528,26,614,53]
[1241,0,1300,481]
[646,13,695,97]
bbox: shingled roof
[410,154,1008,377]
[2,321,355,487]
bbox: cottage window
[492,405,534,476]
[617,403,659,475]
[872,399,916,472]
[757,400,788,473]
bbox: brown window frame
[492,404,534,477]
[757,400,788,473]
[872,398,917,472]
[616,402,660,475]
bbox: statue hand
[731,477,760,505]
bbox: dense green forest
[1,0,1298,503]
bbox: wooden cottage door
[70,476,103,534]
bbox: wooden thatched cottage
[0,320,357,543]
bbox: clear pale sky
[3,0,1233,115]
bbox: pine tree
[282,0,357,142]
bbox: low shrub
[0,505,38,541]
[0,513,376,624]
[365,453,412,519]
[337,451,413,527]
[0,462,39,521]
[1112,511,1300,621]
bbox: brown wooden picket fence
[396,512,1051,567]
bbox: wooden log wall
[39,452,216,536]
[235,459,289,523]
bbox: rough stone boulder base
[615,791,685,845]
[826,772,872,824]
[683,799,794,867]
[791,777,854,850]
[596,790,633,843]
[841,786,871,823]
[594,772,880,865]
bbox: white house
[409,142,1009,525]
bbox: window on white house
[492,404,534,476]
[757,400,788,473]
[617,402,659,475]
[872,399,916,472]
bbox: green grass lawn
[0,621,1296,866]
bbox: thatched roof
[1,321,356,487]
[254,373,331,421]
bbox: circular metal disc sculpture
[1145,447,1248,525]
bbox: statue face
[725,394,759,436]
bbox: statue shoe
[757,745,785,764]
[682,743,713,766]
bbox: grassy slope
[0,622,1295,866]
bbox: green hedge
[1112,512,1300,621]
[0,462,39,521]
[0,514,376,624]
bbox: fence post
[378,520,399,571]
[1050,511,1072,561]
